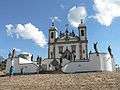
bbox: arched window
[83,50,85,54]
[81,30,84,36]
[51,32,54,38]
[58,46,63,53]
[51,52,53,58]
[71,45,76,53]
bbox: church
[5,20,115,74]
[41,20,115,73]
[48,20,88,61]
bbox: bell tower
[48,21,57,59]
[49,22,57,44]
[78,19,88,59]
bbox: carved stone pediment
[56,35,79,43]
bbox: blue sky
[0,0,120,64]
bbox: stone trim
[48,41,80,45]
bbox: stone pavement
[0,72,120,90]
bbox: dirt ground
[0,72,120,90]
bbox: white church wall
[6,58,12,74]
[100,53,114,71]
[61,59,70,67]
[81,43,87,59]
[18,63,38,74]
[80,37,85,41]
[49,45,54,58]
[6,57,39,74]
[76,43,80,59]
[62,53,114,73]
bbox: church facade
[5,20,115,74]
[48,20,88,61]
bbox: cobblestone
[0,72,119,90]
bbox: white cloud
[67,6,87,28]
[93,0,120,26]
[5,23,47,47]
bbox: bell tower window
[51,32,54,38]
[81,30,84,36]
[51,52,53,58]
[83,50,85,54]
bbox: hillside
[0,72,120,90]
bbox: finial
[81,19,83,24]
[52,22,54,26]
[52,19,55,26]
[51,17,55,26]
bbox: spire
[52,20,55,27]
[81,19,83,24]
[49,18,58,31]
[78,19,86,28]
[51,18,55,27]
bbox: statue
[37,56,39,62]
[8,52,12,58]
[31,54,33,61]
[89,51,92,54]
[39,57,42,65]
[72,30,75,37]
[62,48,71,61]
[108,45,113,58]
[94,42,99,56]
[60,31,65,38]
[60,31,62,38]
[11,49,16,58]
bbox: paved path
[0,72,120,90]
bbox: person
[21,68,24,75]
[94,42,99,56]
[60,58,62,69]
[74,54,76,61]
[38,57,42,73]
[9,66,13,77]
[108,45,113,58]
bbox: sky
[0,0,120,64]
